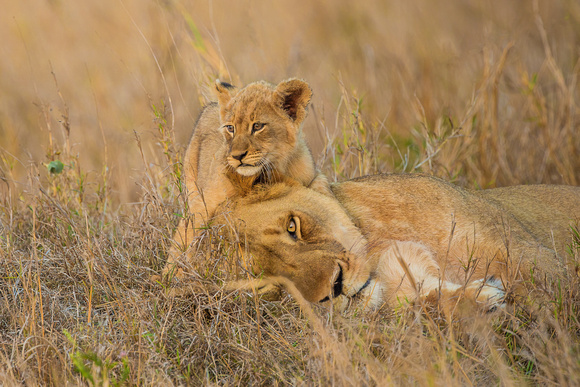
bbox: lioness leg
[426,277,505,316]
[375,241,505,311]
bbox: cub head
[215,79,312,177]
[225,179,374,303]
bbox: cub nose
[231,151,247,162]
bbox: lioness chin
[224,174,580,312]
[159,79,330,280]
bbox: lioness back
[477,185,580,251]
[333,174,580,257]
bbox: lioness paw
[256,283,283,301]
[470,278,506,311]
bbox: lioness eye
[252,122,265,133]
[224,125,235,134]
[287,217,301,240]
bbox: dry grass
[1,0,580,385]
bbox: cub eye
[252,122,265,133]
[224,125,235,134]
[287,216,301,240]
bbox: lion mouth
[319,265,345,303]
[332,265,344,298]
[319,269,373,303]
[235,164,263,176]
[352,277,372,298]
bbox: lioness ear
[274,79,313,123]
[215,79,237,107]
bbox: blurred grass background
[1,0,580,385]
[2,0,579,204]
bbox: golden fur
[161,79,330,279]
[225,174,580,310]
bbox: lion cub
[161,78,330,279]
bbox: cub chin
[159,78,331,280]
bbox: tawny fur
[161,79,330,279]
[224,173,580,310]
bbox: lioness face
[230,183,373,303]
[216,79,312,177]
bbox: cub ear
[215,79,237,107]
[274,79,313,123]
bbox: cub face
[215,79,313,177]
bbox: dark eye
[224,125,235,134]
[287,216,301,240]
[252,122,265,133]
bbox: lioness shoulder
[161,79,330,279]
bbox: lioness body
[227,174,580,309]
[162,79,329,278]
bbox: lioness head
[215,79,312,177]
[227,179,372,303]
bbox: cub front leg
[157,183,227,282]
[159,212,203,281]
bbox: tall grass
[1,0,580,385]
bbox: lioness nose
[231,151,247,162]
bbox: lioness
[161,79,330,279]
[224,174,580,310]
